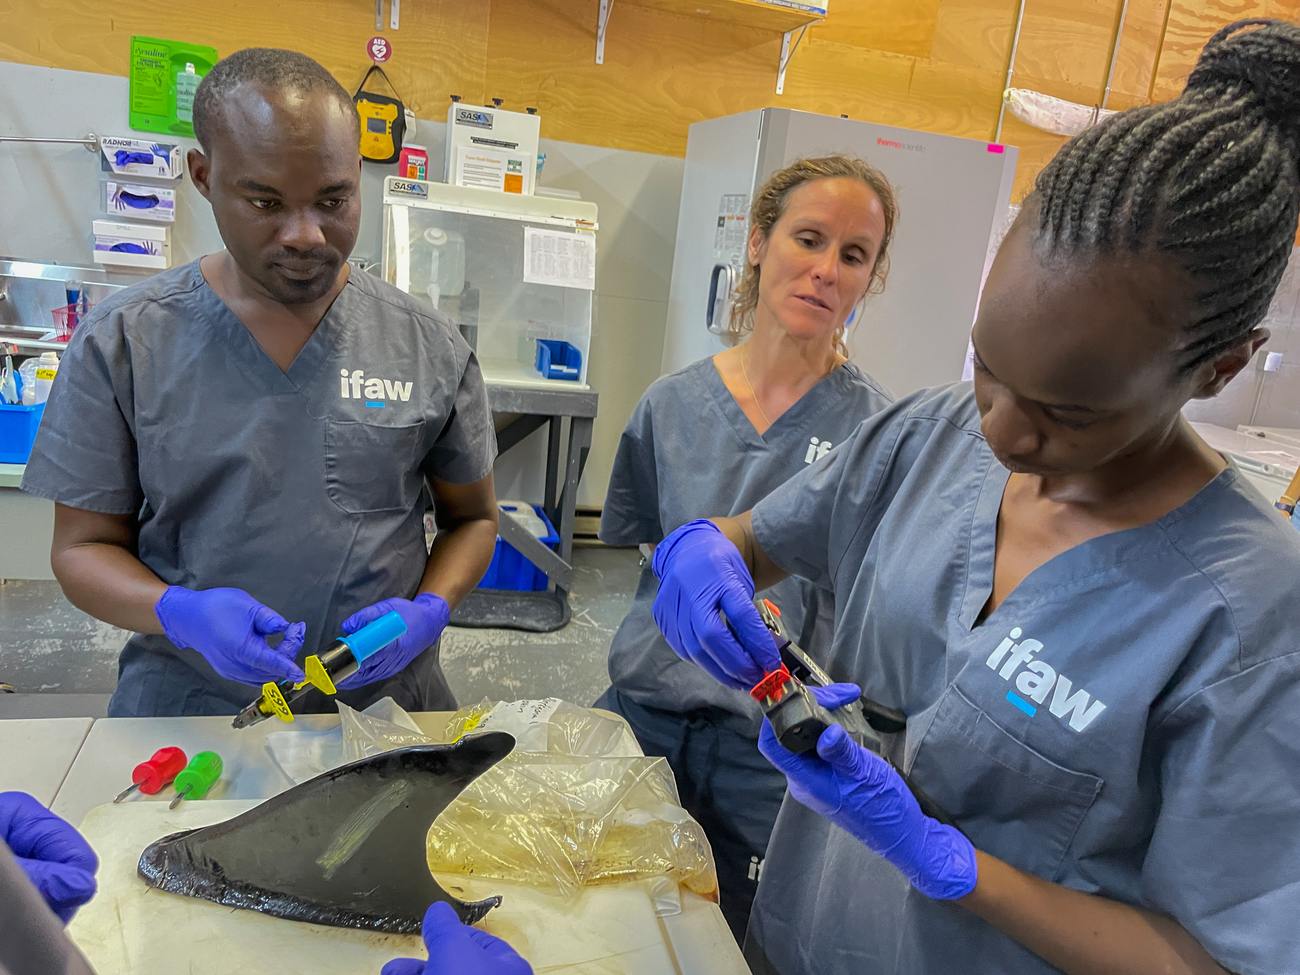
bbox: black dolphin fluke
[137,733,516,933]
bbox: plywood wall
[1,0,1296,200]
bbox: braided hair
[1031,19,1300,372]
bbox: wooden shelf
[623,0,824,34]
[596,0,824,93]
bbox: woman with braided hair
[642,19,1300,975]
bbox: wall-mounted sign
[367,36,392,63]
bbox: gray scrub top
[21,261,495,708]
[746,384,1300,975]
[600,357,892,735]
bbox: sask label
[390,179,428,199]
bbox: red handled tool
[114,747,188,803]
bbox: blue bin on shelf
[478,502,560,591]
[534,339,582,381]
[0,403,45,464]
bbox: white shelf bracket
[597,0,614,65]
[390,0,400,30]
[777,24,810,95]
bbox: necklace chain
[740,350,774,428]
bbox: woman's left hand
[757,683,978,901]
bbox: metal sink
[0,258,127,352]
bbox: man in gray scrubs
[22,49,499,717]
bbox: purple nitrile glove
[335,592,450,689]
[380,900,533,975]
[650,519,781,690]
[0,792,98,924]
[758,683,978,901]
[155,586,306,686]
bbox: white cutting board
[68,800,680,974]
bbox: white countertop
[50,711,454,826]
[0,716,93,805]
[41,710,747,975]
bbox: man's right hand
[650,519,781,690]
[154,586,306,686]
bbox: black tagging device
[751,599,961,832]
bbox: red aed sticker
[367,36,392,62]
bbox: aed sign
[367,36,392,62]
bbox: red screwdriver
[113,747,188,803]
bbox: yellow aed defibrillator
[353,65,405,164]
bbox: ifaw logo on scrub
[340,369,413,408]
[805,437,833,464]
[985,627,1107,732]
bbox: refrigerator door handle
[707,263,737,336]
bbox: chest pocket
[908,685,1102,881]
[325,418,424,514]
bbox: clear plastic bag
[266,696,426,785]
[444,697,640,757]
[426,750,716,898]
[339,697,718,900]
[339,697,434,761]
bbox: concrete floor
[0,544,641,714]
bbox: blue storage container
[477,502,560,591]
[534,339,582,381]
[0,403,45,464]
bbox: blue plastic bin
[0,403,45,464]
[477,503,560,591]
[534,339,582,381]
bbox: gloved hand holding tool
[155,586,306,686]
[381,900,533,975]
[650,519,779,689]
[336,592,450,689]
[652,520,967,881]
[231,611,409,729]
[0,792,98,923]
[759,683,978,901]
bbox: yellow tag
[35,368,57,380]
[262,682,294,722]
[303,655,337,696]
[449,710,484,743]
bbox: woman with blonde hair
[595,154,897,940]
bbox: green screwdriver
[169,751,223,809]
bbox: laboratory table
[453,382,599,633]
[43,711,749,975]
[0,715,93,805]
